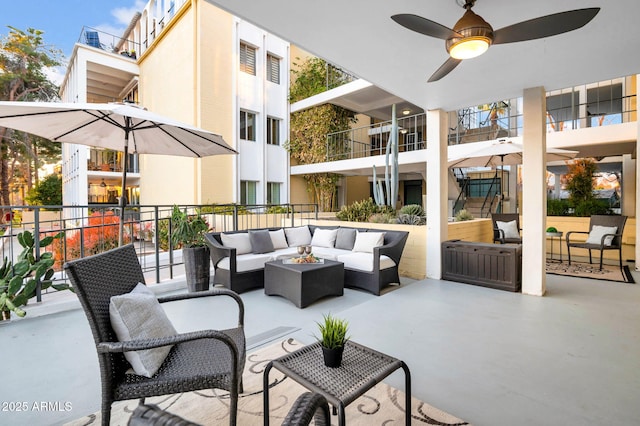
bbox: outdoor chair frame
[64,244,245,426]
[492,213,522,244]
[566,215,627,271]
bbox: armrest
[158,288,244,326]
[374,233,408,265]
[205,233,236,271]
[599,232,624,249]
[97,329,240,358]
[566,230,589,243]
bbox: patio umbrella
[0,101,237,245]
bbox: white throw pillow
[311,229,338,248]
[221,232,252,255]
[284,226,312,247]
[585,225,618,246]
[496,220,520,240]
[269,229,288,250]
[352,231,385,253]
[109,283,177,378]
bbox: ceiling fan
[392,0,600,82]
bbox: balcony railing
[87,149,139,173]
[326,113,427,161]
[0,203,318,304]
[78,26,140,59]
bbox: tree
[288,57,356,211]
[26,173,62,208]
[0,26,62,207]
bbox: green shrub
[396,213,425,225]
[369,212,396,224]
[573,199,610,217]
[399,204,425,217]
[455,209,474,222]
[547,199,570,216]
[335,198,381,222]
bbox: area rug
[66,338,469,425]
[546,260,635,284]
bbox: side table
[546,231,563,262]
[263,341,411,426]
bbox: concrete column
[425,109,448,278]
[636,74,640,269]
[522,87,547,296]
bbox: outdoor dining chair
[492,213,522,244]
[64,244,245,426]
[566,215,627,271]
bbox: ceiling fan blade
[428,57,462,83]
[493,8,600,45]
[391,14,460,40]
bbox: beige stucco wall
[345,176,369,205]
[136,1,235,205]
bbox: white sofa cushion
[273,247,302,260]
[284,226,312,247]
[311,228,338,248]
[217,253,274,272]
[337,252,396,272]
[585,225,618,246]
[352,231,385,253]
[109,283,177,378]
[269,229,288,249]
[221,232,252,255]
[310,247,349,261]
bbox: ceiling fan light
[448,37,490,59]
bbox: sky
[3,0,147,83]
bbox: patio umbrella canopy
[0,101,237,244]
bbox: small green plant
[0,230,72,318]
[399,204,425,217]
[455,209,474,222]
[546,226,558,233]
[396,213,425,225]
[369,212,396,224]
[336,198,384,222]
[316,313,350,349]
[170,205,210,248]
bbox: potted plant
[170,205,211,292]
[0,230,72,320]
[316,313,350,368]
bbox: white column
[522,87,546,296]
[425,109,448,279]
[622,154,635,217]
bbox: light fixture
[446,5,493,60]
[402,108,411,116]
[400,129,408,134]
[100,179,107,188]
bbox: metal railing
[0,203,318,304]
[326,113,427,161]
[78,26,140,59]
[325,64,358,90]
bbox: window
[267,117,280,145]
[240,110,256,141]
[240,181,256,205]
[267,182,281,205]
[239,42,256,75]
[266,53,280,84]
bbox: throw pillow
[335,228,357,250]
[284,226,312,247]
[109,283,177,378]
[352,231,385,253]
[310,228,338,248]
[221,232,252,255]
[249,229,275,253]
[269,229,288,250]
[496,220,520,240]
[585,225,618,246]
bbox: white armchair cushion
[221,232,252,255]
[284,226,312,247]
[109,283,177,378]
[496,220,520,240]
[352,231,385,253]
[311,228,338,248]
[585,225,618,246]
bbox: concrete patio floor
[1,270,639,426]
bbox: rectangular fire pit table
[264,259,344,308]
[263,341,411,426]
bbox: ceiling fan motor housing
[446,8,494,59]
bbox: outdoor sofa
[204,225,409,296]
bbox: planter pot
[183,246,210,292]
[1,309,10,321]
[322,345,344,368]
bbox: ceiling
[206,0,640,111]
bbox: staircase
[463,197,499,218]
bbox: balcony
[78,26,140,59]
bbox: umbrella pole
[118,126,130,246]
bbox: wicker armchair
[64,244,246,426]
[492,213,522,244]
[566,215,627,270]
